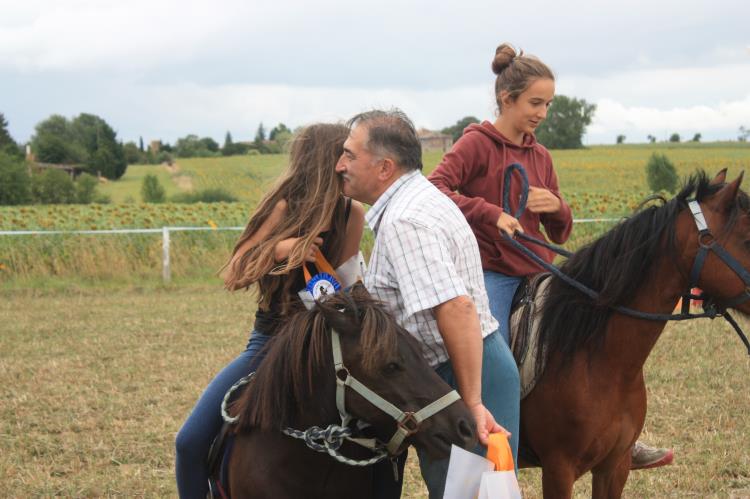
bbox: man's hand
[526,187,561,214]
[468,402,510,445]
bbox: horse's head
[314,284,477,458]
[236,283,476,459]
[678,170,750,317]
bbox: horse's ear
[710,168,728,185]
[318,296,359,333]
[349,281,372,300]
[712,172,744,211]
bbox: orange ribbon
[302,247,341,284]
[486,433,515,472]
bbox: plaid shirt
[365,170,498,367]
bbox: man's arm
[434,295,507,445]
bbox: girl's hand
[274,237,323,263]
[496,212,523,237]
[527,187,561,214]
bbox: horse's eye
[383,362,402,375]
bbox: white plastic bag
[443,434,521,499]
[443,445,494,499]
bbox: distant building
[417,129,453,152]
[25,145,84,179]
[30,162,85,179]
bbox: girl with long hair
[175,123,365,498]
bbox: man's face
[335,124,382,205]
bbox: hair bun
[492,43,518,75]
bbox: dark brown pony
[519,170,750,498]
[227,285,476,499]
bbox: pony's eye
[383,362,402,375]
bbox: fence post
[162,227,171,283]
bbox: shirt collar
[365,170,421,235]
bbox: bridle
[685,200,750,312]
[221,326,463,467]
[328,328,461,456]
[499,163,750,354]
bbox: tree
[0,150,31,205]
[535,95,596,149]
[647,135,656,144]
[123,141,146,165]
[174,135,219,158]
[0,112,18,154]
[739,126,749,142]
[254,123,266,144]
[32,115,85,164]
[139,136,145,152]
[30,113,127,179]
[31,169,77,204]
[75,173,99,203]
[669,133,680,143]
[616,134,626,144]
[141,174,166,203]
[691,133,701,143]
[646,153,678,193]
[269,123,291,141]
[441,116,480,142]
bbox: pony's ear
[318,297,359,333]
[712,172,744,211]
[349,281,372,300]
[710,168,728,185]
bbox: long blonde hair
[224,123,349,312]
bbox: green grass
[98,164,184,204]
[1,287,748,497]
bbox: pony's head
[235,283,477,458]
[539,169,750,365]
[680,170,750,316]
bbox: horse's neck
[601,254,687,377]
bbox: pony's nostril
[457,418,475,440]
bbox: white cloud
[587,95,750,143]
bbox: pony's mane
[234,287,403,432]
[538,170,748,366]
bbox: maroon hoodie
[428,121,572,277]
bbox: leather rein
[500,163,750,355]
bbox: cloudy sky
[1,0,749,146]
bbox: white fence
[0,219,617,283]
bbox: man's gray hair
[347,109,423,171]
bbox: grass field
[1,142,748,286]
[1,286,749,497]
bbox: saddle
[509,273,552,400]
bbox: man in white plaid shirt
[336,109,521,498]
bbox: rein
[500,163,750,354]
[221,326,461,467]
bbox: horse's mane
[538,170,749,367]
[234,286,403,432]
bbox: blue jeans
[483,270,522,346]
[175,331,272,499]
[417,331,520,499]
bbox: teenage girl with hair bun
[429,42,572,348]
[429,42,673,472]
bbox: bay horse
[225,285,477,498]
[518,170,750,498]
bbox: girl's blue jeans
[483,270,522,346]
[175,331,271,499]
